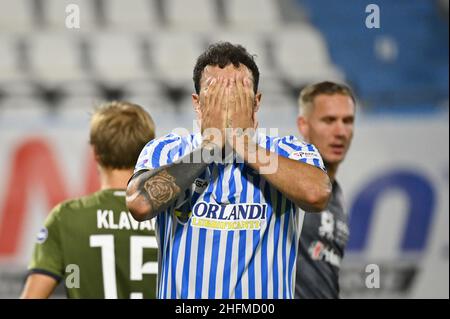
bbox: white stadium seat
[0,36,23,83]
[44,0,98,31]
[0,0,34,32]
[55,96,104,119]
[105,0,160,31]
[0,97,50,120]
[273,26,344,85]
[256,97,298,136]
[28,33,89,87]
[226,0,282,31]
[124,95,183,135]
[212,32,277,79]
[151,32,206,89]
[165,0,218,31]
[0,35,35,95]
[205,32,285,94]
[90,33,149,86]
[123,78,162,97]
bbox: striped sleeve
[134,133,185,172]
[134,133,191,209]
[275,135,326,171]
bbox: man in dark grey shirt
[295,81,356,299]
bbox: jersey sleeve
[134,133,191,209]
[134,133,185,173]
[28,204,65,281]
[275,135,326,172]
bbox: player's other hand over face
[201,77,228,148]
[227,75,255,130]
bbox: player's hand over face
[201,77,228,149]
[225,75,256,145]
[227,75,255,130]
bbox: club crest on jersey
[191,202,267,231]
[36,227,48,244]
[289,150,317,161]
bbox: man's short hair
[89,101,155,169]
[193,42,260,94]
[298,81,356,116]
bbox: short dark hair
[299,81,356,115]
[193,42,260,94]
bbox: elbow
[303,174,332,212]
[306,189,331,212]
[126,186,153,222]
[128,205,152,222]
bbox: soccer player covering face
[295,82,356,299]
[21,102,158,299]
[126,42,332,299]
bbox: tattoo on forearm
[130,144,217,217]
[144,170,181,210]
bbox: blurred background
[0,0,448,298]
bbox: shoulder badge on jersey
[36,227,48,244]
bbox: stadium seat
[55,96,105,119]
[0,35,36,96]
[0,36,24,84]
[212,32,276,77]
[257,97,298,136]
[123,78,163,98]
[226,0,282,31]
[43,0,98,31]
[273,26,343,86]
[150,32,207,90]
[89,33,150,86]
[105,0,160,31]
[176,96,202,130]
[298,0,449,106]
[0,97,50,120]
[28,33,90,88]
[0,0,35,33]
[125,94,184,135]
[209,32,285,94]
[165,0,218,31]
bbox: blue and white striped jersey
[134,132,325,299]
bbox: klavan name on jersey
[96,209,153,231]
[191,202,268,231]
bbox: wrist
[200,140,222,164]
[201,139,221,150]
[231,132,257,159]
[201,129,225,149]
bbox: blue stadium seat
[297,0,449,107]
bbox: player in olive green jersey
[21,101,157,299]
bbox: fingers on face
[215,77,225,101]
[228,77,236,114]
[244,78,255,116]
[217,78,228,113]
[203,75,254,125]
[236,74,246,112]
[204,77,216,104]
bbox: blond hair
[298,81,355,116]
[90,101,155,169]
